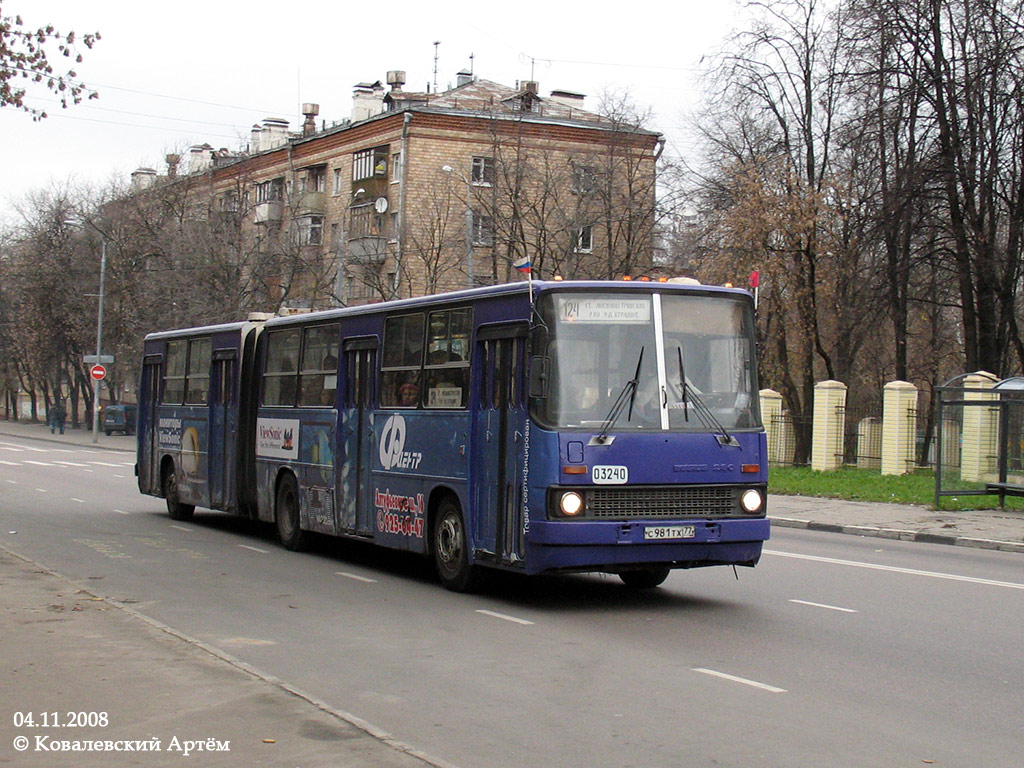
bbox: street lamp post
[66,219,107,443]
[442,165,474,289]
[91,239,107,444]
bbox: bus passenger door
[209,353,236,509]
[139,356,162,495]
[474,326,528,565]
[340,340,377,536]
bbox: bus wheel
[619,567,670,589]
[163,464,195,521]
[275,474,308,552]
[433,498,479,592]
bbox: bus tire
[433,497,479,592]
[275,473,308,552]
[163,464,195,521]
[619,567,670,589]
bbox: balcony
[254,201,283,224]
[347,236,388,263]
[295,191,326,215]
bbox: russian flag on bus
[514,256,532,274]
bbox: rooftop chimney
[187,144,214,173]
[352,81,385,122]
[302,103,319,137]
[260,118,291,150]
[386,70,406,91]
[456,69,473,87]
[130,167,157,190]
[165,153,180,178]
[522,80,539,95]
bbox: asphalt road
[1,434,1022,768]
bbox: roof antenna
[469,52,474,76]
[433,41,440,95]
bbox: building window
[256,178,284,203]
[353,145,389,182]
[571,164,598,195]
[219,191,239,211]
[332,168,343,196]
[472,212,493,246]
[299,166,326,193]
[575,225,593,253]
[472,156,495,185]
[392,152,402,182]
[296,215,324,246]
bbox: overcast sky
[0,0,749,222]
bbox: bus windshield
[535,291,760,432]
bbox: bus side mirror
[529,356,550,398]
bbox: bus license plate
[592,465,628,484]
[644,525,696,540]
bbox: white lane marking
[789,599,858,613]
[70,498,86,504]
[476,609,534,626]
[335,571,378,583]
[170,525,192,532]
[113,509,129,515]
[24,460,55,466]
[0,443,44,452]
[53,461,90,467]
[35,488,48,493]
[5,479,17,483]
[0,460,20,466]
[238,544,270,554]
[764,549,1024,591]
[0,445,25,452]
[90,461,125,467]
[692,668,787,693]
[113,474,125,478]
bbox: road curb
[770,517,1024,554]
[0,425,133,453]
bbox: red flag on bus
[749,270,760,289]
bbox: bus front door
[340,341,377,536]
[475,329,527,565]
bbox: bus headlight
[560,491,584,517]
[740,489,763,513]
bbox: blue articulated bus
[137,280,769,590]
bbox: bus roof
[260,280,752,330]
[143,320,257,342]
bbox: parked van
[103,404,137,436]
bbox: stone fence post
[881,380,917,476]
[812,380,846,472]
[759,389,789,465]
[961,371,999,483]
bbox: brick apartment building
[128,70,662,307]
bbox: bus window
[298,324,340,407]
[381,314,424,407]
[263,329,301,406]
[185,338,212,405]
[424,308,471,408]
[163,340,187,404]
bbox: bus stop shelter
[935,373,1024,508]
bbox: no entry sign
[90,364,107,381]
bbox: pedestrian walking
[47,404,58,434]
[56,403,66,435]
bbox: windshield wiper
[676,347,739,448]
[592,347,644,445]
